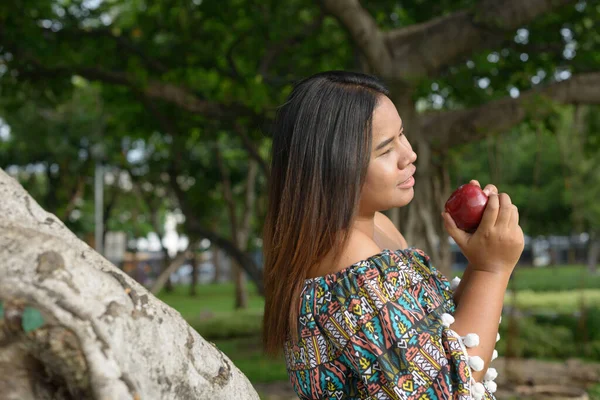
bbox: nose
[398,150,417,169]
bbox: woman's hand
[442,180,524,276]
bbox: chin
[396,190,415,207]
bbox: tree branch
[421,72,600,148]
[382,0,575,80]
[166,161,265,294]
[320,0,393,75]
[13,55,230,117]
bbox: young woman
[262,71,524,399]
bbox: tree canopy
[1,0,599,277]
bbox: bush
[497,316,577,359]
[497,309,600,361]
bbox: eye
[381,148,392,156]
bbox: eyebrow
[375,123,404,151]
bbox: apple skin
[445,183,489,233]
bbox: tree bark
[0,168,259,399]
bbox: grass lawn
[157,265,600,383]
[505,289,600,313]
[212,337,289,382]
[452,264,600,292]
[508,264,600,292]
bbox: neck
[353,210,377,240]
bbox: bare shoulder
[375,211,408,249]
[312,231,383,277]
[341,231,384,268]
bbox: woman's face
[359,95,417,214]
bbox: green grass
[509,265,600,292]
[157,283,264,339]
[213,337,288,382]
[504,289,600,313]
[452,264,600,292]
[589,382,600,400]
[158,265,600,383]
[157,283,263,318]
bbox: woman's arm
[450,270,508,382]
[452,264,473,305]
[442,192,523,383]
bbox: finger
[483,184,499,197]
[510,204,519,227]
[469,180,481,188]
[442,211,470,248]
[479,193,500,230]
[495,193,513,227]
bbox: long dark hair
[262,71,390,355]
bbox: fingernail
[483,189,490,196]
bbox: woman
[262,71,524,399]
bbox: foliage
[449,105,600,237]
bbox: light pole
[92,143,105,255]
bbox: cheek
[363,163,397,191]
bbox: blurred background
[1,0,599,399]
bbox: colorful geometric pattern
[284,248,495,399]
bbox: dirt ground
[254,358,600,400]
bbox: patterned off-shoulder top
[283,248,496,399]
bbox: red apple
[444,183,489,233]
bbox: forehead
[371,96,402,141]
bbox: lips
[398,166,416,185]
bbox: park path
[255,357,600,400]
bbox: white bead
[484,367,498,381]
[499,315,502,324]
[492,349,498,360]
[472,382,486,399]
[441,313,455,327]
[468,356,484,371]
[463,333,480,348]
[484,380,497,393]
[496,332,501,342]
[450,276,461,291]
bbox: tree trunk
[0,169,259,399]
[190,253,198,297]
[391,88,453,278]
[588,231,599,274]
[234,266,248,309]
[213,247,221,284]
[216,150,258,310]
